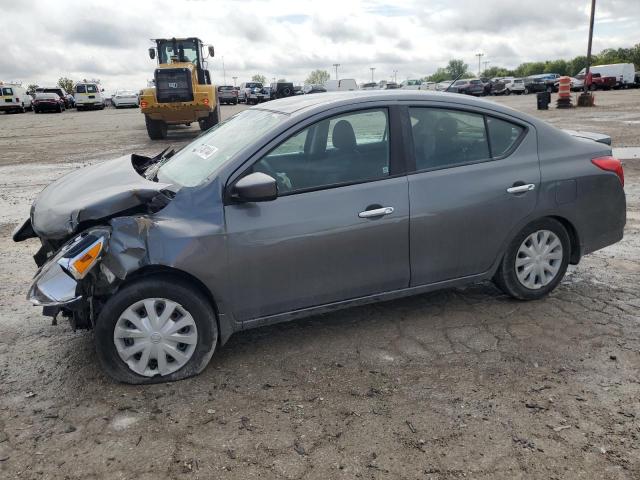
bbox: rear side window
[487,117,524,157]
[410,108,490,171]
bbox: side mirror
[233,172,277,202]
[208,45,215,57]
[148,48,156,60]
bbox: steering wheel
[256,160,291,193]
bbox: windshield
[158,39,199,64]
[157,109,287,187]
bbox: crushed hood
[31,155,172,241]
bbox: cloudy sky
[1,0,638,92]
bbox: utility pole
[482,61,490,74]
[222,56,226,85]
[585,0,596,86]
[370,67,376,83]
[578,0,597,105]
[232,76,237,87]
[332,63,340,80]
[393,69,398,83]
[475,53,484,77]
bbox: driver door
[224,108,410,322]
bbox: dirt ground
[0,93,639,479]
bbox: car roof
[253,90,537,122]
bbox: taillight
[203,97,209,105]
[592,156,624,187]
[140,100,148,108]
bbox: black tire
[95,275,218,384]
[199,108,219,131]
[524,88,530,94]
[145,115,168,139]
[493,218,570,301]
[57,104,62,113]
[505,89,511,96]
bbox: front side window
[410,108,490,170]
[253,109,390,194]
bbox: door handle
[358,206,394,218]
[507,183,535,194]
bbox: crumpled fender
[97,178,235,343]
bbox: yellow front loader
[139,37,220,139]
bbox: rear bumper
[0,104,19,111]
[142,105,212,122]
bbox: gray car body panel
[24,91,626,343]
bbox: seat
[332,120,359,153]
[433,116,463,167]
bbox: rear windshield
[36,93,58,99]
[245,82,262,89]
[43,88,63,96]
[76,85,86,93]
[218,86,234,91]
[470,80,482,84]
[86,85,98,93]
[2,87,13,95]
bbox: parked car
[576,63,636,88]
[36,87,71,108]
[269,82,295,100]
[418,82,436,91]
[450,79,485,96]
[400,79,423,90]
[259,86,272,102]
[360,82,379,90]
[238,82,263,103]
[0,83,32,113]
[523,76,548,94]
[32,92,65,113]
[217,86,238,105]
[112,90,139,108]
[436,81,455,91]
[74,82,106,110]
[553,76,585,91]
[14,91,626,383]
[303,84,327,94]
[324,79,358,91]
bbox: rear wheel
[95,276,218,384]
[145,115,168,139]
[494,218,570,300]
[505,89,511,96]
[57,104,62,113]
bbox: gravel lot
[0,92,639,479]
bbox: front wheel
[95,276,218,384]
[494,218,570,300]
[524,88,530,95]
[199,109,219,131]
[505,89,511,96]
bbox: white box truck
[577,63,636,88]
[324,79,358,91]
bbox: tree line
[427,44,640,82]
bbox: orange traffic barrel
[558,76,571,98]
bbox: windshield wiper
[144,147,175,181]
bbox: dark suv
[451,79,485,96]
[269,82,295,100]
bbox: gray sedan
[14,91,626,383]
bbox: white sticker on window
[192,144,218,159]
[382,166,389,174]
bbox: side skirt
[241,271,492,331]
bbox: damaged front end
[15,151,179,329]
[26,227,111,329]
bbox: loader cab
[151,37,213,85]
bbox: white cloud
[0,0,637,92]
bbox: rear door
[407,105,540,285]
[224,106,410,321]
